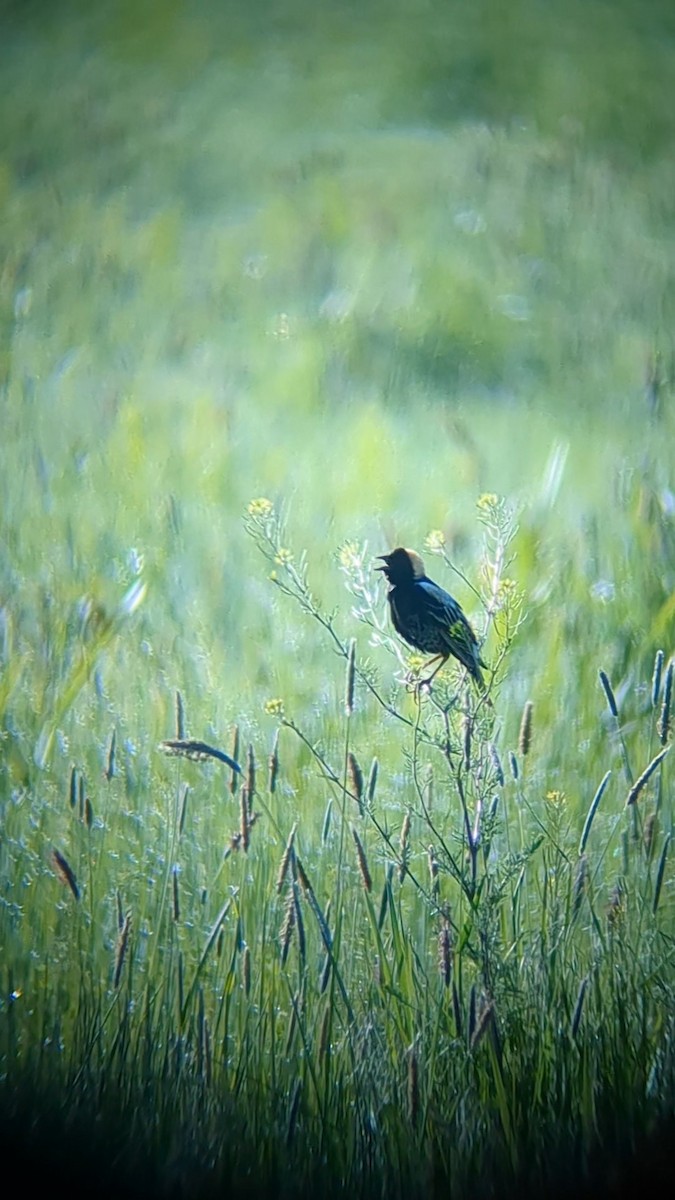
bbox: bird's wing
[417,579,486,682]
[417,580,478,645]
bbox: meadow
[1,0,674,1196]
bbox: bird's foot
[405,673,435,698]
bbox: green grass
[1,0,675,1196]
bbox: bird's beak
[375,555,389,572]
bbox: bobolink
[377,547,486,688]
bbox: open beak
[375,555,389,572]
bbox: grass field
[1,1,675,1196]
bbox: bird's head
[376,547,426,585]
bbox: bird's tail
[471,659,486,690]
[471,655,493,706]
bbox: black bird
[376,547,486,688]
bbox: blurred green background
[2,0,674,600]
[3,0,674,737]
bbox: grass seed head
[607,881,624,926]
[276,822,297,894]
[651,649,664,707]
[653,834,671,915]
[293,882,306,963]
[345,637,356,715]
[69,765,77,808]
[599,669,619,718]
[268,728,280,793]
[367,756,379,807]
[105,728,116,781]
[280,885,296,965]
[295,855,311,895]
[51,849,79,901]
[240,786,250,851]
[230,725,240,793]
[470,1000,495,1051]
[399,812,411,881]
[626,746,670,806]
[175,690,185,739]
[161,738,241,772]
[518,699,534,757]
[572,854,588,919]
[352,827,372,891]
[658,659,673,745]
[246,742,256,798]
[348,751,364,815]
[178,782,189,836]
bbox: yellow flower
[274,547,293,566]
[476,493,499,513]
[264,698,285,717]
[424,529,446,552]
[407,653,426,672]
[247,497,274,518]
[545,789,566,809]
[338,541,362,570]
[496,578,518,602]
